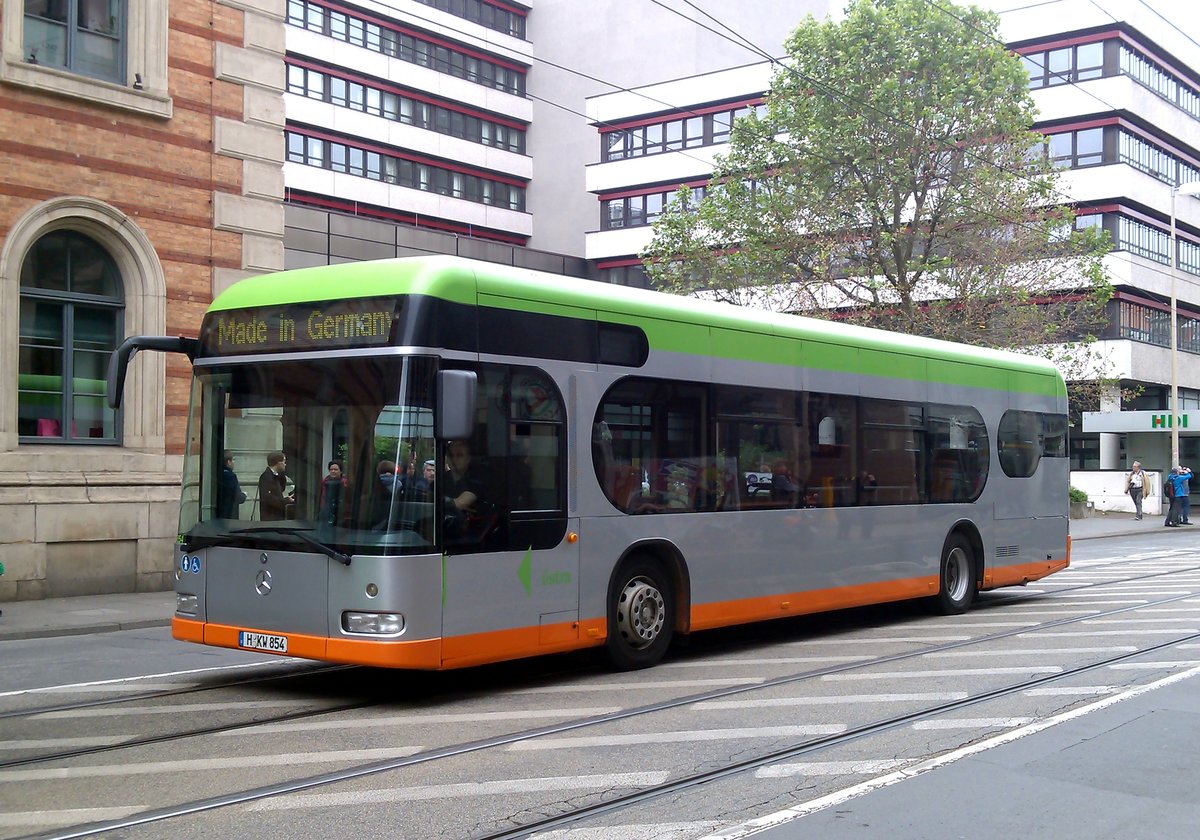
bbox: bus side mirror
[436,370,477,440]
[107,335,198,408]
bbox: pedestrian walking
[1125,460,1146,520]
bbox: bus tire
[933,532,976,615]
[605,556,674,670]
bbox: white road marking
[755,760,909,778]
[925,647,1135,657]
[0,657,304,700]
[941,621,1038,627]
[530,822,721,840]
[34,700,316,720]
[1109,661,1200,669]
[784,636,970,645]
[507,725,846,751]
[1023,686,1116,696]
[1025,629,1198,636]
[1083,618,1200,624]
[1055,591,1191,597]
[1,736,125,749]
[910,717,1032,730]
[699,664,1200,840]
[249,772,673,811]
[510,678,762,694]
[0,807,144,830]
[11,683,199,694]
[0,661,301,699]
[662,656,871,668]
[696,692,967,710]
[821,666,1062,680]
[0,747,423,783]
[223,708,624,735]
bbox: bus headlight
[342,611,405,635]
[176,593,199,615]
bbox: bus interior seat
[864,449,918,504]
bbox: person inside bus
[770,459,800,508]
[444,439,495,542]
[258,451,294,521]
[216,450,246,519]
[445,439,486,512]
[317,459,349,528]
[411,458,436,500]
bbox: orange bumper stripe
[171,616,606,670]
[689,575,940,632]
[984,557,1070,590]
[170,557,1067,669]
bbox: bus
[107,255,1070,671]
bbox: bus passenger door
[439,363,576,666]
[440,514,579,666]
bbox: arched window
[18,230,124,442]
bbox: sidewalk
[1068,509,1173,541]
[0,590,175,642]
[0,512,1185,642]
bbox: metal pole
[1170,186,1180,468]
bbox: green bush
[1068,486,1088,504]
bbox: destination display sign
[199,297,401,356]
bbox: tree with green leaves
[642,0,1112,386]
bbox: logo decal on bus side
[518,549,532,596]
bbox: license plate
[238,631,288,653]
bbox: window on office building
[18,230,123,443]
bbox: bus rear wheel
[933,533,976,615]
[605,556,674,670]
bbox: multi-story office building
[9,0,1189,599]
[0,1,285,599]
[584,0,1200,472]
[279,0,818,271]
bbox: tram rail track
[13,554,1200,840]
[4,556,1199,773]
[0,663,354,722]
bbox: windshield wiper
[187,526,352,566]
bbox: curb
[0,617,171,643]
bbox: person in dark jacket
[258,451,293,521]
[216,450,246,519]
[318,460,349,527]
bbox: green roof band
[209,256,1065,399]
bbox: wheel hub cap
[618,578,666,648]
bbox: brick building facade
[0,0,285,600]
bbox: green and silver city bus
[108,255,1070,670]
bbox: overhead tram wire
[920,0,1200,290]
[642,0,1124,261]
[285,2,772,192]
[1131,0,1200,53]
[301,0,1198,292]
[652,0,1200,295]
[307,0,773,175]
[308,0,1071,226]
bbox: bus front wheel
[605,556,674,670]
[934,533,976,615]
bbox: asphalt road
[1,530,1197,840]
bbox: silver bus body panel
[176,267,1068,666]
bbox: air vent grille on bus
[996,545,1020,558]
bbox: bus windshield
[179,354,440,556]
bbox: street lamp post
[1169,180,1200,468]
